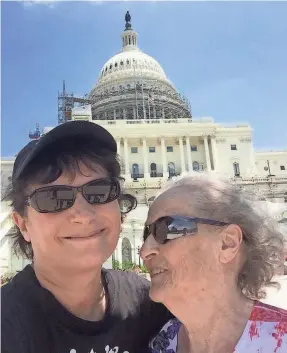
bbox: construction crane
[28,123,41,140]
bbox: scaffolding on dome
[58,80,91,125]
[89,79,192,121]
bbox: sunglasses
[143,216,229,244]
[25,177,121,213]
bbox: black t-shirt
[1,265,171,353]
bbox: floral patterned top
[149,301,287,353]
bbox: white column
[142,138,149,179]
[185,136,193,172]
[249,143,257,176]
[123,108,126,120]
[104,111,108,120]
[162,108,165,119]
[113,109,117,120]
[161,137,168,178]
[179,137,186,174]
[204,135,211,171]
[210,135,218,171]
[116,139,121,156]
[124,138,130,177]
[153,106,156,119]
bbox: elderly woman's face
[140,186,240,304]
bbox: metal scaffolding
[89,77,192,121]
[57,80,91,125]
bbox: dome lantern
[122,11,138,52]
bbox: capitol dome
[98,50,168,84]
[89,12,191,121]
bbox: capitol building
[1,13,287,273]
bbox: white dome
[88,14,192,121]
[98,50,168,84]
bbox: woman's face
[140,186,240,305]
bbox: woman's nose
[140,234,160,262]
[70,193,95,224]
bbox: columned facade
[113,133,229,179]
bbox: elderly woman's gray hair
[158,173,286,300]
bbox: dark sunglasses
[143,216,229,244]
[25,177,121,213]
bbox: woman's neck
[168,288,254,353]
[33,262,107,321]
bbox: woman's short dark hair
[3,136,137,260]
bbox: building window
[168,162,175,178]
[150,163,157,177]
[167,146,173,152]
[149,147,155,153]
[191,145,197,152]
[231,144,237,150]
[280,165,286,170]
[233,162,240,177]
[132,164,139,176]
[193,161,200,171]
[131,147,138,153]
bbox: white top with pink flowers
[149,302,287,353]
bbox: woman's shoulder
[235,301,287,352]
[149,318,181,353]
[251,301,287,323]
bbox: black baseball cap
[12,121,117,181]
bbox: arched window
[122,238,132,264]
[168,162,175,178]
[132,163,139,177]
[150,163,157,177]
[193,161,200,171]
[233,162,240,177]
[150,163,157,171]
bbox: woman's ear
[219,224,243,264]
[12,211,31,242]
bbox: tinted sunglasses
[143,216,229,244]
[25,177,120,213]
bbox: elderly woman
[140,174,287,353]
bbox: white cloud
[21,1,57,9]
[21,0,107,8]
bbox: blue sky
[2,0,287,157]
